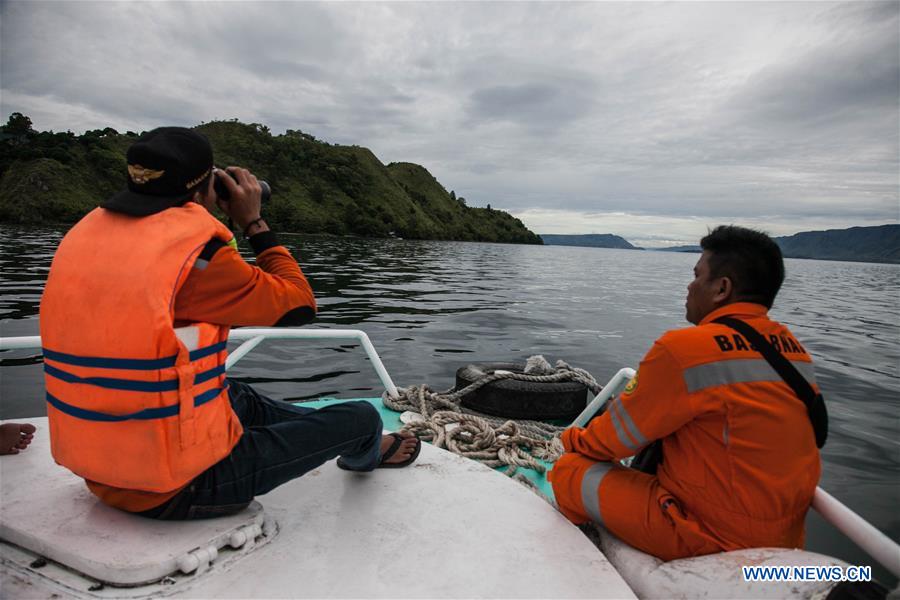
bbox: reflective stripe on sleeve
[612,397,647,448]
[580,462,615,526]
[682,358,817,393]
[609,400,638,452]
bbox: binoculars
[213,169,271,204]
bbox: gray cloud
[467,77,596,135]
[0,0,896,243]
[728,12,898,132]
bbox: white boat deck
[0,418,636,598]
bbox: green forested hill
[0,115,541,244]
[773,225,900,264]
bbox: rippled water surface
[1,225,898,584]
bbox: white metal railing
[571,367,636,427]
[0,329,399,399]
[0,335,41,350]
[226,328,399,398]
[1,330,898,578]
[813,487,900,578]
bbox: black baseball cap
[102,127,214,216]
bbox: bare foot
[380,432,418,465]
[0,423,36,455]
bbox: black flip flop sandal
[337,433,421,470]
[377,433,421,469]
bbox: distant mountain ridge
[658,225,900,264]
[774,225,899,263]
[658,245,701,253]
[540,233,637,249]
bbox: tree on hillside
[83,127,119,139]
[3,112,33,135]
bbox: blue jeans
[140,380,383,520]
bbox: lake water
[1,225,898,585]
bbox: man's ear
[714,277,733,304]
[192,188,210,206]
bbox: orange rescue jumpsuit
[549,302,821,561]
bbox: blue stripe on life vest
[189,341,228,362]
[194,364,226,385]
[42,340,228,371]
[44,362,226,392]
[42,348,177,370]
[45,386,226,422]
[44,363,179,392]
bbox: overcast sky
[2,1,897,246]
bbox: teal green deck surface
[301,397,556,501]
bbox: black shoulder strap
[198,238,227,262]
[715,316,816,407]
[713,316,828,448]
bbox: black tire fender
[455,362,590,421]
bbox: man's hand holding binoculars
[213,167,269,237]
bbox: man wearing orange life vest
[40,127,420,520]
[550,225,823,560]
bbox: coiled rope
[383,356,601,484]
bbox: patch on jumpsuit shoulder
[623,373,639,395]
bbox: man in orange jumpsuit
[550,225,822,560]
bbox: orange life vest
[40,204,244,493]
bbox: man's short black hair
[700,225,785,308]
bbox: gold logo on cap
[128,164,165,185]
